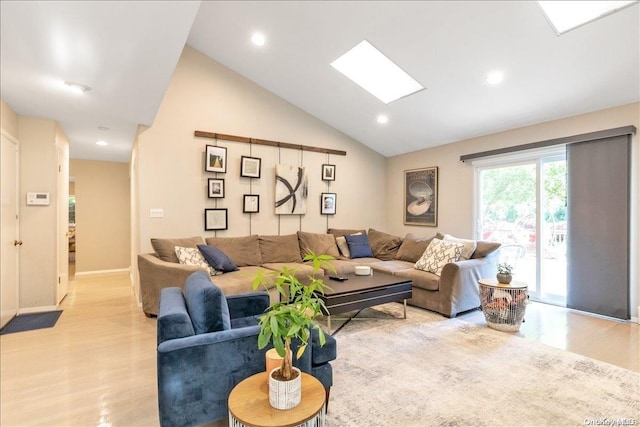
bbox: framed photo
[208,178,225,198]
[322,164,336,181]
[243,194,260,213]
[204,208,228,231]
[404,167,438,227]
[320,193,337,215]
[240,156,261,178]
[205,145,227,173]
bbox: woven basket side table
[478,279,528,332]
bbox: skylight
[538,1,638,35]
[330,40,424,104]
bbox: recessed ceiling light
[96,140,108,146]
[486,71,504,85]
[251,33,266,46]
[538,1,637,35]
[331,40,425,104]
[377,115,389,124]
[64,81,91,94]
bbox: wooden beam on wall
[194,130,347,156]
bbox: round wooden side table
[228,371,326,427]
[478,278,528,332]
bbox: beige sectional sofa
[137,229,500,318]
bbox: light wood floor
[1,272,638,426]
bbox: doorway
[476,153,567,305]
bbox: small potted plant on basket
[252,252,333,410]
[496,263,513,285]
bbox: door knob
[14,240,23,246]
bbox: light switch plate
[150,208,164,218]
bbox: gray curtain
[566,135,630,319]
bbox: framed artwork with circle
[404,167,438,226]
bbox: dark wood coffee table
[318,271,412,332]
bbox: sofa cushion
[442,234,477,260]
[197,244,239,273]
[472,241,502,259]
[368,260,415,275]
[205,235,262,267]
[184,271,231,334]
[175,246,220,276]
[368,228,402,261]
[151,236,205,263]
[259,234,303,263]
[297,231,340,258]
[211,266,277,295]
[345,233,374,258]
[395,268,440,291]
[415,238,464,276]
[396,233,436,263]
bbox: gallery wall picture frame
[322,164,336,181]
[320,192,337,215]
[205,145,227,173]
[240,156,261,178]
[243,194,260,213]
[204,208,228,231]
[208,178,225,198]
[404,166,438,227]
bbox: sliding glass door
[476,153,567,305]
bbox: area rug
[0,311,63,335]
[324,304,639,427]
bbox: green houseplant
[252,252,333,409]
[496,262,513,284]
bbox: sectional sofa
[137,229,501,318]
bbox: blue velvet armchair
[157,271,336,427]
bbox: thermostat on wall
[26,192,50,206]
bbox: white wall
[135,46,387,257]
[387,102,640,320]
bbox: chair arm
[157,326,267,427]
[226,291,270,320]
[138,253,207,316]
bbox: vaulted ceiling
[1,1,638,162]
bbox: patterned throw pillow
[415,238,465,276]
[175,246,221,276]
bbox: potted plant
[497,263,513,284]
[252,252,333,410]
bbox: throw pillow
[415,238,465,276]
[175,246,220,276]
[368,228,403,261]
[197,245,239,273]
[396,233,436,263]
[442,234,477,260]
[344,233,374,258]
[335,232,363,258]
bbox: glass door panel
[479,163,538,294]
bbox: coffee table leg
[327,315,332,334]
[403,300,407,319]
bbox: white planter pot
[268,366,302,410]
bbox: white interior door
[1,132,20,327]
[57,139,69,304]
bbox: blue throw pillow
[344,233,374,258]
[198,244,239,273]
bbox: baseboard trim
[19,305,58,315]
[75,268,130,277]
